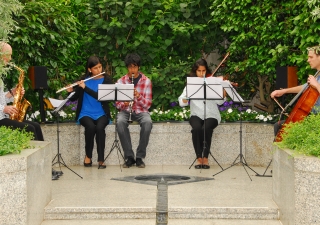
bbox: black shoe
[84,158,92,167]
[123,156,136,168]
[52,175,59,180]
[194,164,202,169]
[136,158,145,168]
[52,169,63,176]
[202,164,210,169]
[98,163,107,169]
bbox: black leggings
[189,116,218,158]
[79,115,109,162]
[0,118,44,141]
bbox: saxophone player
[116,53,153,168]
[0,42,44,141]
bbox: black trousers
[189,116,218,158]
[0,118,44,141]
[79,115,109,162]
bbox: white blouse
[178,86,225,123]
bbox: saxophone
[10,65,31,122]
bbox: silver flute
[56,72,105,93]
[128,73,134,123]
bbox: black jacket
[69,74,113,121]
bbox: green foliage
[85,0,225,110]
[276,114,320,157]
[0,0,23,79]
[210,0,320,95]
[9,0,86,110]
[0,126,34,156]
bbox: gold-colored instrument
[10,65,31,122]
[128,73,134,123]
[56,72,105,93]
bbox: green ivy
[0,126,34,156]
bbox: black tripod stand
[99,119,125,170]
[97,84,133,170]
[212,115,259,181]
[187,77,224,172]
[212,82,259,181]
[52,92,83,179]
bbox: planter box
[41,122,274,167]
[0,141,52,225]
[273,148,320,225]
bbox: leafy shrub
[0,126,34,156]
[276,114,320,157]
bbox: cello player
[271,45,320,136]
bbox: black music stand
[51,92,83,179]
[97,83,134,170]
[212,81,259,181]
[186,77,224,172]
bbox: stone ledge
[0,141,52,225]
[273,148,320,225]
[41,122,274,167]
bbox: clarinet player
[116,53,153,168]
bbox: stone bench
[41,122,274,167]
[0,141,52,225]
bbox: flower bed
[26,100,278,124]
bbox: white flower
[34,111,40,117]
[246,109,252,113]
[263,118,268,122]
[159,111,163,115]
[258,115,265,120]
[58,111,67,118]
[227,108,233,113]
[150,112,153,115]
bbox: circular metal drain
[134,174,191,182]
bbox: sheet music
[49,98,64,108]
[98,83,134,101]
[221,81,244,102]
[186,77,223,100]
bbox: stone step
[44,206,278,220]
[41,219,282,225]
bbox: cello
[275,70,320,142]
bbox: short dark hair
[124,53,141,67]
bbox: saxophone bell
[9,64,31,122]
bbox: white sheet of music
[221,81,244,102]
[186,77,223,100]
[98,83,134,101]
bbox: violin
[209,52,238,87]
[274,70,320,142]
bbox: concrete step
[44,206,278,220]
[41,219,282,225]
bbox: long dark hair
[189,58,212,77]
[84,56,101,77]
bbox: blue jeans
[116,111,152,159]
